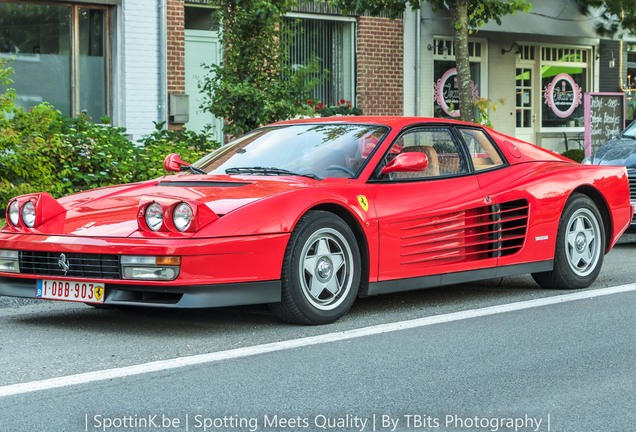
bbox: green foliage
[561,149,585,163]
[136,122,219,180]
[579,0,636,36]
[0,64,219,208]
[329,0,530,25]
[199,0,321,137]
[474,97,504,127]
[311,99,363,117]
[330,0,530,123]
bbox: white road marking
[1,283,635,398]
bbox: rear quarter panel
[476,161,631,266]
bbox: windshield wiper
[180,165,207,175]
[225,166,321,180]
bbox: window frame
[539,44,591,130]
[371,125,472,182]
[284,12,356,107]
[0,1,111,118]
[431,36,489,119]
[455,126,509,173]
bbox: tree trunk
[449,0,475,123]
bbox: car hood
[591,137,636,169]
[37,175,317,237]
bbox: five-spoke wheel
[271,210,361,325]
[533,193,605,290]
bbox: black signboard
[583,93,625,157]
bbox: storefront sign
[543,73,582,119]
[583,92,625,157]
[433,68,478,118]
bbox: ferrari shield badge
[357,195,369,212]
[94,285,105,302]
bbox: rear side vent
[489,199,529,257]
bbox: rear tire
[532,193,604,289]
[270,210,361,325]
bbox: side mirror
[163,153,190,172]
[381,152,428,175]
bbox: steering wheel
[325,165,356,177]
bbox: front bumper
[0,232,288,308]
[0,276,281,308]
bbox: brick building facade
[165,2,405,133]
[356,16,404,116]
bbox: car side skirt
[364,261,553,296]
[0,277,281,309]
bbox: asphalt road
[0,237,635,432]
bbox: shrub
[311,99,363,117]
[134,122,219,181]
[199,0,321,137]
[0,106,219,208]
[561,149,585,163]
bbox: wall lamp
[609,51,616,69]
[427,40,450,59]
[501,42,521,56]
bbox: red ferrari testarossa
[0,117,633,324]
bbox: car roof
[273,116,483,129]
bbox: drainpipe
[414,9,421,116]
[158,0,168,125]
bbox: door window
[379,127,468,180]
[457,128,505,171]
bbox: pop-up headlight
[173,203,193,232]
[144,203,164,232]
[7,200,19,226]
[21,201,36,228]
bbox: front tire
[271,211,361,325]
[532,193,604,289]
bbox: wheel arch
[570,185,612,253]
[307,203,370,295]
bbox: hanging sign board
[583,93,625,158]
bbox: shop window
[432,37,485,119]
[284,15,355,106]
[540,46,589,128]
[0,2,108,119]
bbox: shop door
[184,29,223,142]
[514,66,537,143]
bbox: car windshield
[622,121,636,139]
[192,123,388,179]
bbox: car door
[367,125,500,283]
[457,127,538,267]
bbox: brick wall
[167,0,185,129]
[356,17,404,116]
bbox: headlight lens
[173,203,193,232]
[0,249,19,273]
[8,200,19,226]
[145,202,164,231]
[121,255,181,280]
[21,201,36,228]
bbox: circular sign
[434,68,479,118]
[543,73,582,119]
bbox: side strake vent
[490,199,530,257]
[399,199,529,265]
